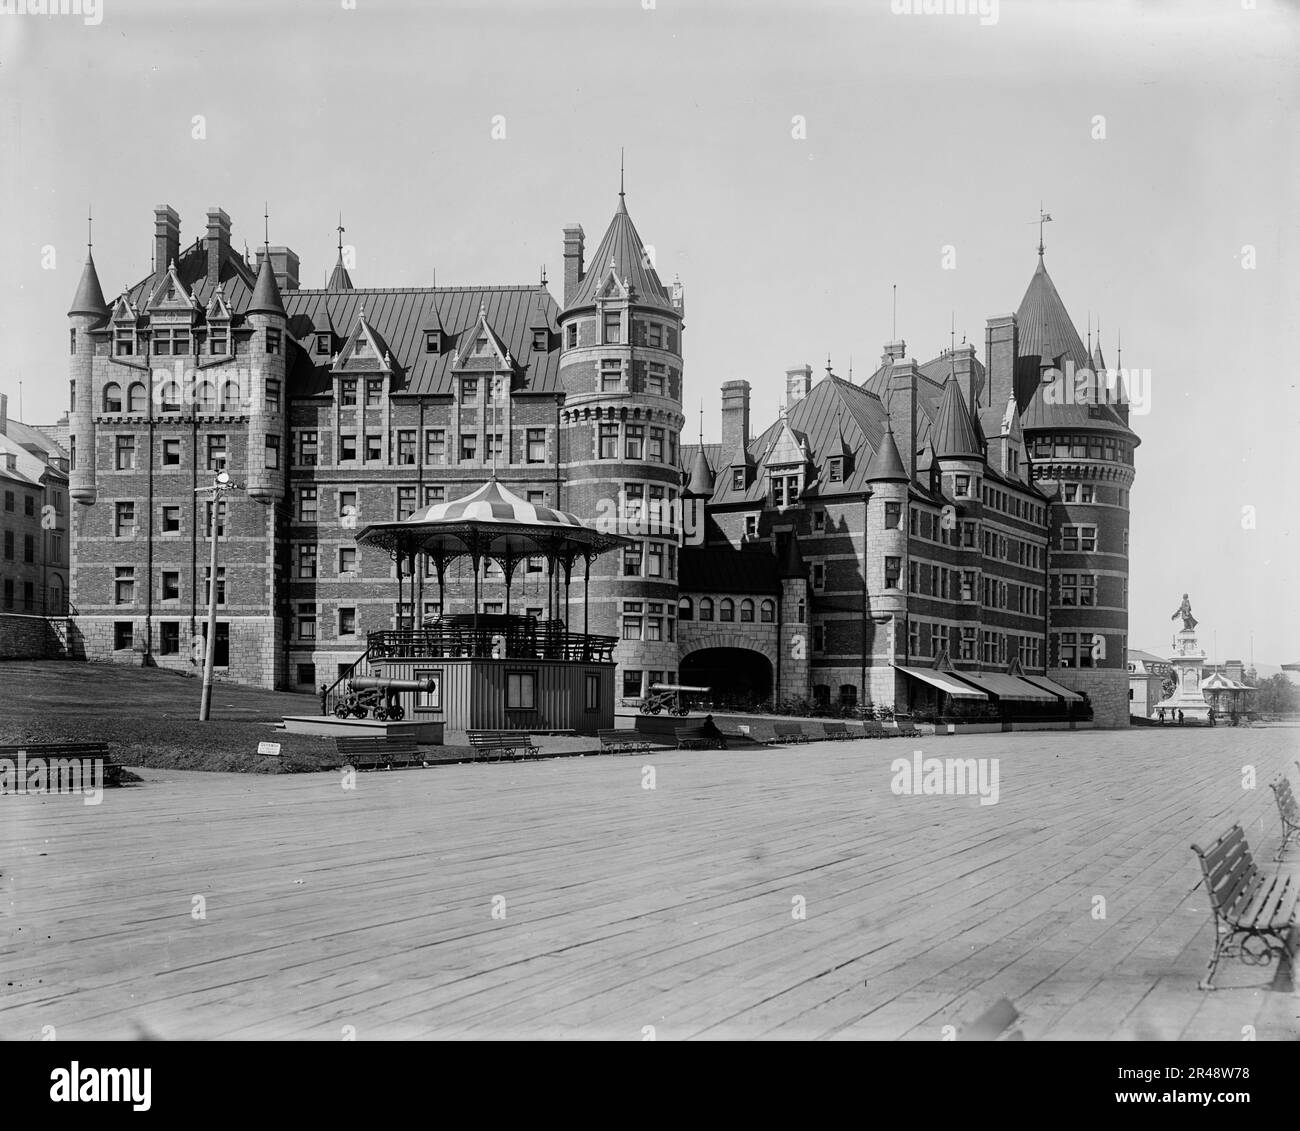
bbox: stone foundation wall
[1051,668,1130,728]
[0,614,70,660]
[72,615,279,688]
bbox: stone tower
[556,187,686,700]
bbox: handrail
[365,627,619,664]
[319,642,378,717]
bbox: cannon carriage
[333,676,436,721]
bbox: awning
[896,666,988,700]
[1018,674,1085,702]
[950,672,1059,702]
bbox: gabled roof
[123,236,259,314]
[248,253,286,316]
[563,194,675,315]
[763,416,808,468]
[68,252,108,319]
[454,306,514,370]
[335,311,394,373]
[931,378,982,460]
[206,285,233,322]
[145,260,197,313]
[284,287,563,398]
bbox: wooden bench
[0,742,122,786]
[771,721,809,744]
[466,730,541,762]
[1270,771,1299,861]
[334,736,422,771]
[822,721,866,741]
[673,725,723,750]
[1189,824,1299,989]
[597,729,652,755]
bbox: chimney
[721,380,751,457]
[887,357,919,481]
[205,208,232,286]
[1226,659,1243,683]
[0,392,7,436]
[562,224,585,307]
[984,314,1018,424]
[270,247,299,292]
[785,364,812,407]
[154,205,180,273]
[948,344,980,417]
[881,339,907,366]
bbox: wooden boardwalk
[1,727,1297,1040]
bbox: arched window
[719,598,735,622]
[103,382,122,413]
[740,598,754,622]
[220,380,240,410]
[698,597,714,622]
[126,383,146,413]
[196,382,217,412]
[760,599,775,623]
[677,596,693,621]
[159,383,181,413]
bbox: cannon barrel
[348,676,435,693]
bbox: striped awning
[895,666,988,700]
[951,672,1058,702]
[1018,674,1085,702]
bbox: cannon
[333,676,436,721]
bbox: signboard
[257,741,281,757]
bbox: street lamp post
[196,470,242,721]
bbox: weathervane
[1036,205,1053,257]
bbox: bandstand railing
[365,617,618,664]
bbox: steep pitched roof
[930,378,982,460]
[248,253,286,316]
[864,425,909,482]
[685,446,715,497]
[563,194,675,314]
[68,252,108,319]
[328,253,354,291]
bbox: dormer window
[954,473,971,497]
[113,328,134,356]
[461,377,479,400]
[315,333,330,356]
[828,458,843,483]
[153,327,190,357]
[732,469,745,492]
[209,327,228,356]
[425,331,440,354]
[473,335,490,357]
[532,329,547,352]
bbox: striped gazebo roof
[409,478,587,528]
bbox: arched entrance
[681,647,773,708]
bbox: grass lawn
[0,661,502,773]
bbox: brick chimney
[0,392,7,436]
[887,358,919,481]
[205,208,232,286]
[255,246,300,293]
[786,364,813,407]
[721,380,750,456]
[562,224,585,307]
[154,205,180,273]
[947,343,980,417]
[881,339,907,366]
[983,314,1018,424]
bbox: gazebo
[344,478,631,733]
[1200,670,1256,722]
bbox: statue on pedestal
[1170,593,1198,633]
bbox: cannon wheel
[388,705,404,721]
[672,704,688,717]
[640,700,653,715]
[373,705,389,722]
[333,703,350,719]
[351,706,369,719]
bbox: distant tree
[1161,674,1177,701]
[1250,673,1300,715]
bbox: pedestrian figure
[700,713,728,750]
[1157,707,1165,725]
[1177,709,1184,726]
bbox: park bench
[334,736,422,771]
[597,729,652,755]
[466,730,541,762]
[0,742,122,786]
[1189,823,1299,990]
[673,725,723,750]
[1270,770,1299,861]
[771,722,809,745]
[822,721,866,741]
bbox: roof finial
[1116,328,1122,368]
[1086,310,1092,354]
[698,399,704,446]
[540,264,547,287]
[891,283,897,341]
[619,147,625,199]
[87,204,93,251]
[826,353,832,378]
[336,212,345,260]
[263,202,270,252]
[848,353,853,380]
[1037,204,1052,259]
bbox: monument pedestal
[1150,629,1211,722]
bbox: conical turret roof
[779,531,807,579]
[865,425,909,483]
[931,377,982,460]
[563,194,675,314]
[328,253,354,291]
[68,252,108,318]
[685,446,715,497]
[248,252,285,316]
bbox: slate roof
[69,252,108,320]
[564,194,675,315]
[679,546,782,594]
[248,254,286,316]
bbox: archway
[681,647,773,708]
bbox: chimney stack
[786,364,813,407]
[255,246,300,292]
[562,225,585,307]
[0,392,7,435]
[154,205,180,274]
[881,339,907,366]
[205,208,232,286]
[983,314,1019,425]
[721,380,751,457]
[887,357,919,481]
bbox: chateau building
[64,189,1138,726]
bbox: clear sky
[1,0,1296,666]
